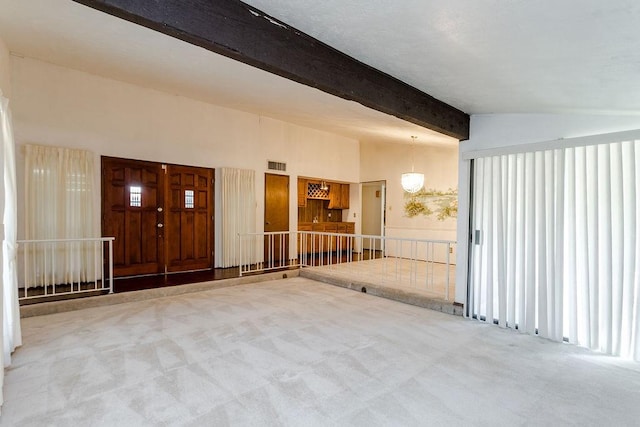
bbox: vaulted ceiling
[243,0,640,116]
[1,0,638,146]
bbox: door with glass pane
[102,157,214,277]
[165,164,213,272]
[102,157,165,276]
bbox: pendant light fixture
[401,136,425,193]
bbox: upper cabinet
[327,183,339,208]
[328,183,350,209]
[299,177,350,209]
[340,184,350,209]
[297,178,307,207]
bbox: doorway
[102,157,214,277]
[361,181,386,251]
[264,173,289,263]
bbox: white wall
[360,140,458,242]
[361,183,383,250]
[10,56,360,266]
[455,113,640,304]
[0,36,10,288]
[0,38,10,98]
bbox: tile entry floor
[3,277,640,426]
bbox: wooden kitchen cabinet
[297,178,307,207]
[324,223,338,251]
[337,223,348,251]
[327,183,340,208]
[340,184,350,209]
[344,222,355,234]
[299,179,349,209]
[298,222,355,254]
[328,182,350,209]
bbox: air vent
[267,160,286,171]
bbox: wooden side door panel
[102,157,164,276]
[165,165,213,272]
[264,173,289,263]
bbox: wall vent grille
[267,161,287,171]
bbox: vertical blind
[469,139,640,360]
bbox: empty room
[0,0,639,425]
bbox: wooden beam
[72,0,470,140]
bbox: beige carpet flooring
[2,277,640,426]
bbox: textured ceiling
[243,0,640,115]
[0,0,638,147]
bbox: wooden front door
[264,173,289,263]
[102,157,214,277]
[102,157,165,276]
[165,165,213,272]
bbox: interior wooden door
[264,173,290,263]
[165,165,213,272]
[102,157,165,276]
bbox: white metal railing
[239,231,456,301]
[17,237,115,300]
[238,231,299,276]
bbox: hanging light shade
[401,136,424,193]
[401,172,425,193]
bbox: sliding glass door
[469,138,640,360]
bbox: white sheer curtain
[1,93,22,410]
[470,139,640,360]
[220,168,256,267]
[24,145,97,286]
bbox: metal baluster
[101,240,105,291]
[108,239,114,294]
[445,242,451,301]
[45,242,49,296]
[430,242,435,291]
[23,242,28,298]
